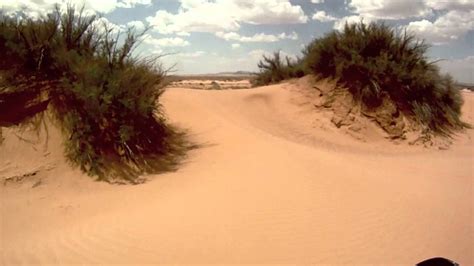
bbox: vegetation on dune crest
[0,6,183,181]
[254,22,468,135]
[252,51,305,86]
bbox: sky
[2,0,474,83]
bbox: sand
[1,81,473,264]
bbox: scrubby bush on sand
[304,22,467,135]
[255,22,467,135]
[253,51,305,86]
[0,7,182,181]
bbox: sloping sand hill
[1,81,473,264]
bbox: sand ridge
[1,81,473,264]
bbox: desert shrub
[210,81,221,89]
[303,22,467,134]
[0,6,180,181]
[253,51,305,86]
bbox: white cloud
[117,0,151,8]
[147,9,240,35]
[279,31,299,40]
[126,20,146,31]
[425,0,474,11]
[216,32,245,41]
[178,51,206,57]
[311,0,324,4]
[143,35,190,47]
[1,0,115,17]
[347,0,432,20]
[342,0,474,45]
[238,0,308,25]
[92,17,124,34]
[146,0,308,35]
[346,0,474,20]
[333,15,375,31]
[312,11,337,22]
[215,31,298,42]
[406,10,474,45]
[176,31,191,37]
[232,43,241,49]
[1,0,151,17]
[180,0,207,10]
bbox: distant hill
[215,71,257,76]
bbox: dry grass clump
[0,6,184,181]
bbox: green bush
[253,51,305,86]
[303,22,467,134]
[0,6,181,181]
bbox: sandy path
[1,85,473,264]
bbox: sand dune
[1,81,473,264]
